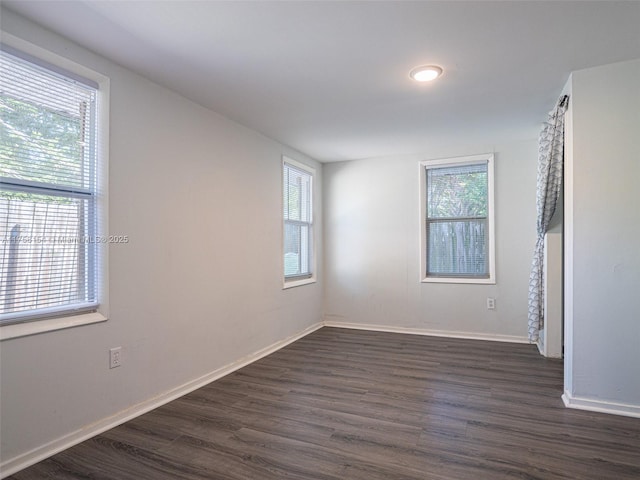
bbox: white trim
[419,153,496,284]
[0,303,98,324]
[562,77,574,396]
[421,276,495,285]
[0,32,109,89]
[0,33,110,336]
[0,312,107,341]
[6,317,636,478]
[96,64,110,326]
[283,277,317,289]
[282,156,317,289]
[0,43,99,89]
[0,321,324,478]
[282,156,315,176]
[562,390,640,419]
[323,320,529,344]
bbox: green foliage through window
[426,162,489,277]
[0,48,99,322]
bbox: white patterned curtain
[528,95,569,343]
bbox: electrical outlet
[109,347,122,369]
[487,297,496,310]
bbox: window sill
[283,277,317,290]
[421,277,496,285]
[0,311,107,341]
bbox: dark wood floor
[9,327,640,479]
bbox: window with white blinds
[0,47,100,324]
[420,154,495,284]
[283,158,314,283]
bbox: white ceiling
[3,1,640,162]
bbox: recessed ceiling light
[410,65,443,82]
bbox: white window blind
[283,160,313,280]
[425,161,489,278]
[0,48,99,324]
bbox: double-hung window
[0,45,104,327]
[283,157,315,287]
[420,154,495,284]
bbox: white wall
[323,141,537,341]
[0,9,323,470]
[4,7,637,476]
[564,59,640,415]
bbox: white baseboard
[323,320,530,344]
[0,322,324,479]
[562,390,640,418]
[0,320,535,477]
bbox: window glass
[0,48,99,323]
[421,155,495,283]
[283,159,313,282]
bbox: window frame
[0,34,109,341]
[282,156,316,289]
[419,153,495,284]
